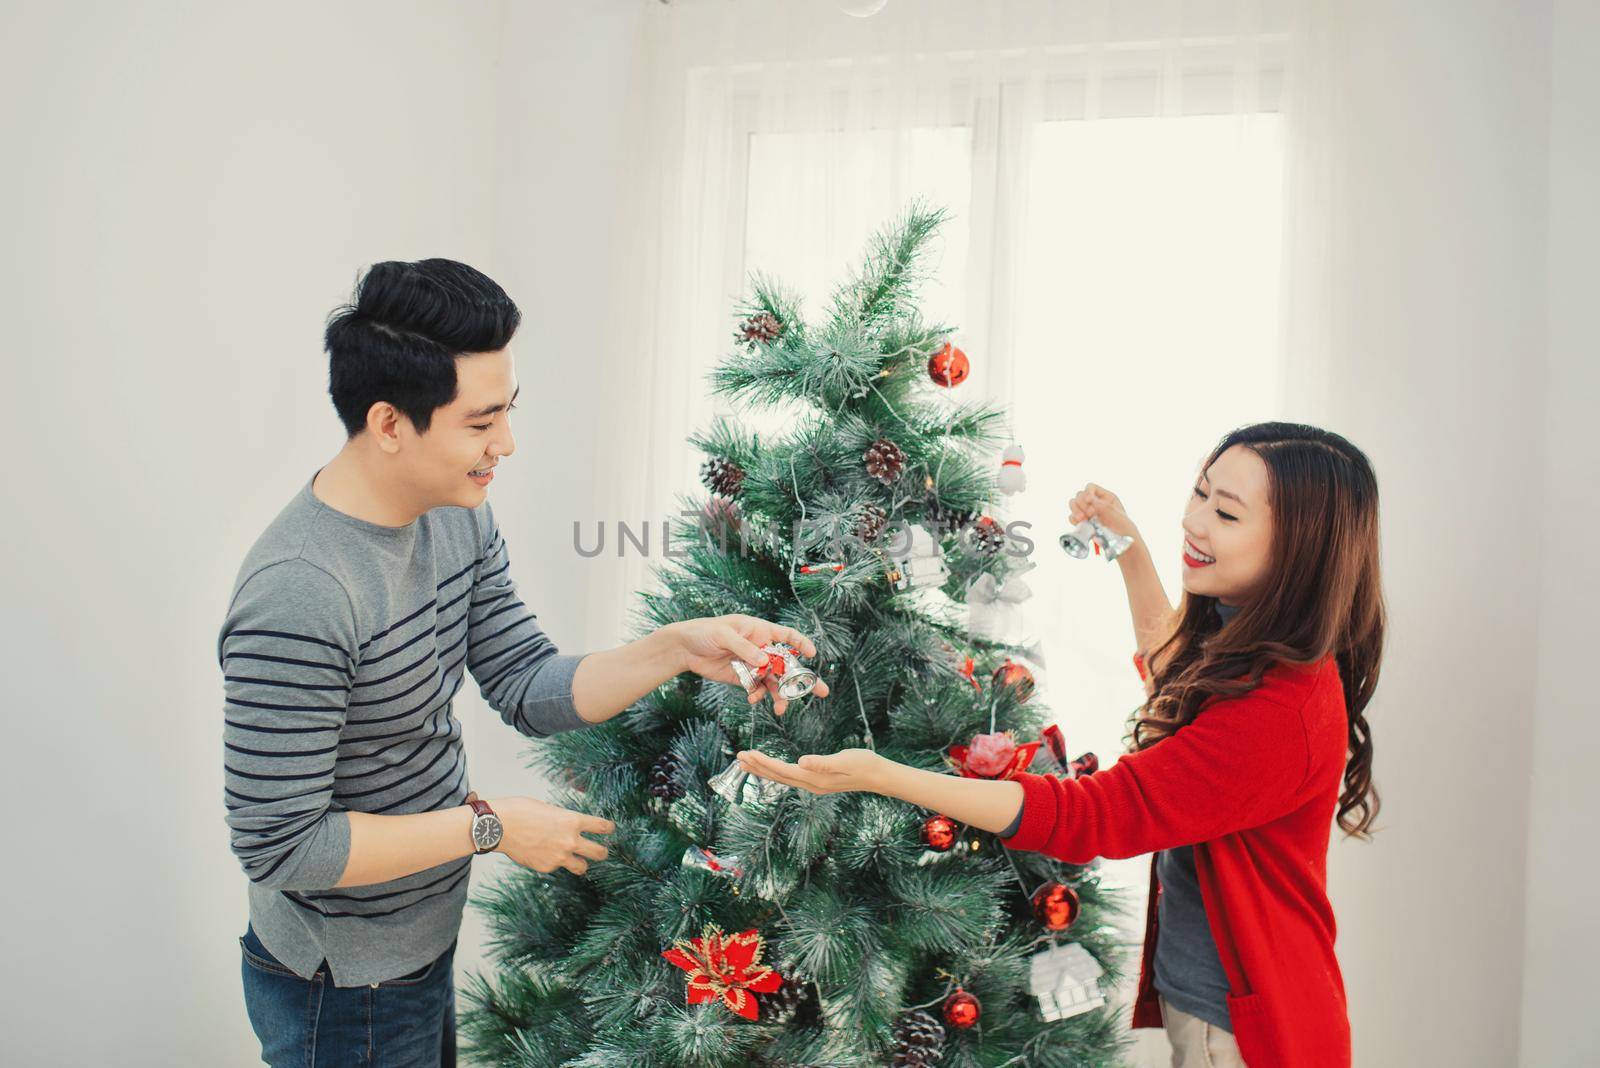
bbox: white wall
[1285,3,1561,1065]
[454,0,647,990]
[0,1,640,1063]
[1519,1,1600,1065]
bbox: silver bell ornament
[1059,517,1134,562]
[730,643,819,701]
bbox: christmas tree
[461,206,1128,1067]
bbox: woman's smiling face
[1180,444,1274,606]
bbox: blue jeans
[239,925,457,1067]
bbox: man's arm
[467,506,829,729]
[221,560,359,891]
[337,794,612,886]
[462,512,591,737]
[569,626,686,725]
[222,558,611,892]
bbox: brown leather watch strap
[468,798,493,818]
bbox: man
[221,258,826,1065]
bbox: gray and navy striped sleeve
[220,559,357,891]
[465,504,589,738]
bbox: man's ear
[366,401,404,453]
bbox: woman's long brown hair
[1133,422,1385,838]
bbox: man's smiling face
[396,347,519,510]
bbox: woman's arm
[739,667,1326,863]
[737,749,1024,832]
[1068,484,1175,661]
[1114,538,1177,664]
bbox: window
[720,62,1285,942]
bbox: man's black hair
[324,258,521,437]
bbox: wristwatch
[467,798,504,855]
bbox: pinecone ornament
[854,503,889,543]
[737,311,783,347]
[757,973,819,1028]
[700,456,746,497]
[925,499,977,535]
[648,751,684,803]
[891,1008,946,1066]
[863,438,906,486]
[701,495,742,544]
[968,516,1007,556]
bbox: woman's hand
[736,748,883,794]
[1069,482,1138,540]
[1070,483,1175,662]
[739,748,1027,833]
[671,614,830,716]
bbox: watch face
[472,814,503,852]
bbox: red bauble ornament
[928,342,970,387]
[922,814,957,852]
[943,989,981,1029]
[1031,881,1081,932]
[991,658,1036,703]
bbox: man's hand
[490,795,615,876]
[670,614,830,716]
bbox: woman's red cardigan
[1001,655,1351,1068]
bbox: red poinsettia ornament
[662,924,784,1020]
[948,730,1041,780]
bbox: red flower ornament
[662,925,784,1020]
[948,730,1041,780]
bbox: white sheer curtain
[590,0,1293,629]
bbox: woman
[740,422,1384,1068]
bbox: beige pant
[1161,997,1247,1068]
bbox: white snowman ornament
[998,445,1026,495]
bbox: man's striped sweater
[219,471,589,986]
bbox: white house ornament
[887,524,948,591]
[1028,942,1107,1022]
